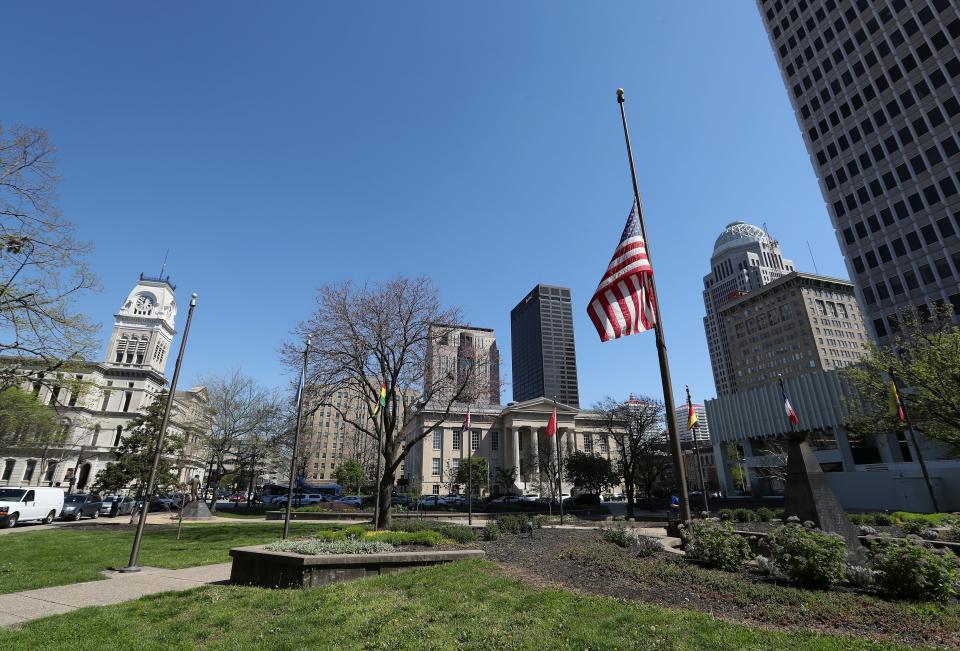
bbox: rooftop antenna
[159,249,169,279]
[806,240,819,274]
[762,221,777,244]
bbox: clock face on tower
[135,295,154,315]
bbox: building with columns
[0,274,211,492]
[403,397,623,497]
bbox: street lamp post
[119,293,197,573]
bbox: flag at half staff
[588,202,657,342]
[889,380,906,424]
[462,408,471,432]
[782,389,799,425]
[546,405,557,437]
[371,383,386,415]
[687,402,698,432]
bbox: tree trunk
[376,466,395,529]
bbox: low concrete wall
[265,509,598,521]
[229,545,485,588]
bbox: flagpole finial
[616,88,625,103]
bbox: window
[22,460,36,482]
[491,431,499,451]
[432,430,442,451]
[153,342,166,364]
[114,425,123,447]
[432,485,440,495]
[451,459,460,473]
[122,392,133,412]
[471,430,480,452]
[44,461,57,483]
[453,429,461,451]
[431,458,441,476]
[583,434,593,453]
[600,436,609,454]
[1,459,14,481]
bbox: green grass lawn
[0,522,344,594]
[0,560,909,650]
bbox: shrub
[266,538,395,555]
[756,507,774,522]
[718,508,734,521]
[892,511,956,528]
[733,508,756,523]
[871,538,960,602]
[366,530,443,546]
[755,555,786,580]
[602,526,634,548]
[634,535,662,558]
[846,564,876,588]
[439,524,477,544]
[900,520,925,535]
[686,520,751,572]
[848,513,866,525]
[769,525,847,589]
[497,514,538,535]
[873,513,893,526]
[484,521,501,541]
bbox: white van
[0,487,64,528]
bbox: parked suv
[61,493,102,520]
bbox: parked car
[60,493,102,520]
[489,494,523,504]
[563,493,601,507]
[390,495,412,507]
[416,495,449,508]
[99,495,136,517]
[0,487,64,528]
[519,493,540,502]
[334,495,363,507]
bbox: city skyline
[3,2,853,407]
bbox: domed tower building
[703,222,795,396]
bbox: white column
[511,427,521,491]
[529,427,540,480]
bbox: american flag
[588,203,657,342]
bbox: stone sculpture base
[180,499,213,520]
[783,431,863,557]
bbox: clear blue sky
[4,1,849,407]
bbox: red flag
[546,406,557,437]
[462,408,471,432]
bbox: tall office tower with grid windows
[703,222,796,397]
[510,284,580,408]
[758,0,960,342]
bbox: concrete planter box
[229,545,485,588]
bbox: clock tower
[105,274,177,375]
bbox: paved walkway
[0,563,232,627]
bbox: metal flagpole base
[115,566,142,573]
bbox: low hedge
[389,519,477,543]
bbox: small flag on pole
[371,383,386,415]
[462,408,471,432]
[296,367,305,405]
[890,381,906,423]
[546,406,557,437]
[587,203,657,342]
[687,402,698,432]
[782,389,800,425]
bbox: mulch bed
[477,528,960,649]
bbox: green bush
[439,524,477,543]
[686,520,751,572]
[871,538,959,602]
[892,511,956,527]
[900,520,925,535]
[733,508,757,523]
[756,507,775,521]
[266,538,395,555]
[367,530,443,546]
[718,508,734,521]
[873,513,893,526]
[497,514,535,535]
[484,521,501,541]
[848,513,867,525]
[769,525,847,589]
[388,519,477,543]
[602,526,635,548]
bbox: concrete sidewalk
[0,563,232,627]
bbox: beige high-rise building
[719,271,869,393]
[424,323,500,406]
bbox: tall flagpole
[686,385,709,514]
[120,293,197,572]
[890,370,939,512]
[553,398,565,525]
[283,336,310,540]
[616,88,691,523]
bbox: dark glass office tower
[758,0,960,342]
[510,284,580,407]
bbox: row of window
[872,296,960,338]
[861,248,960,306]
[432,429,496,452]
[852,211,959,270]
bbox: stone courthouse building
[0,274,210,491]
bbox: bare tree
[199,369,284,512]
[594,395,671,519]
[0,124,99,388]
[284,277,493,528]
